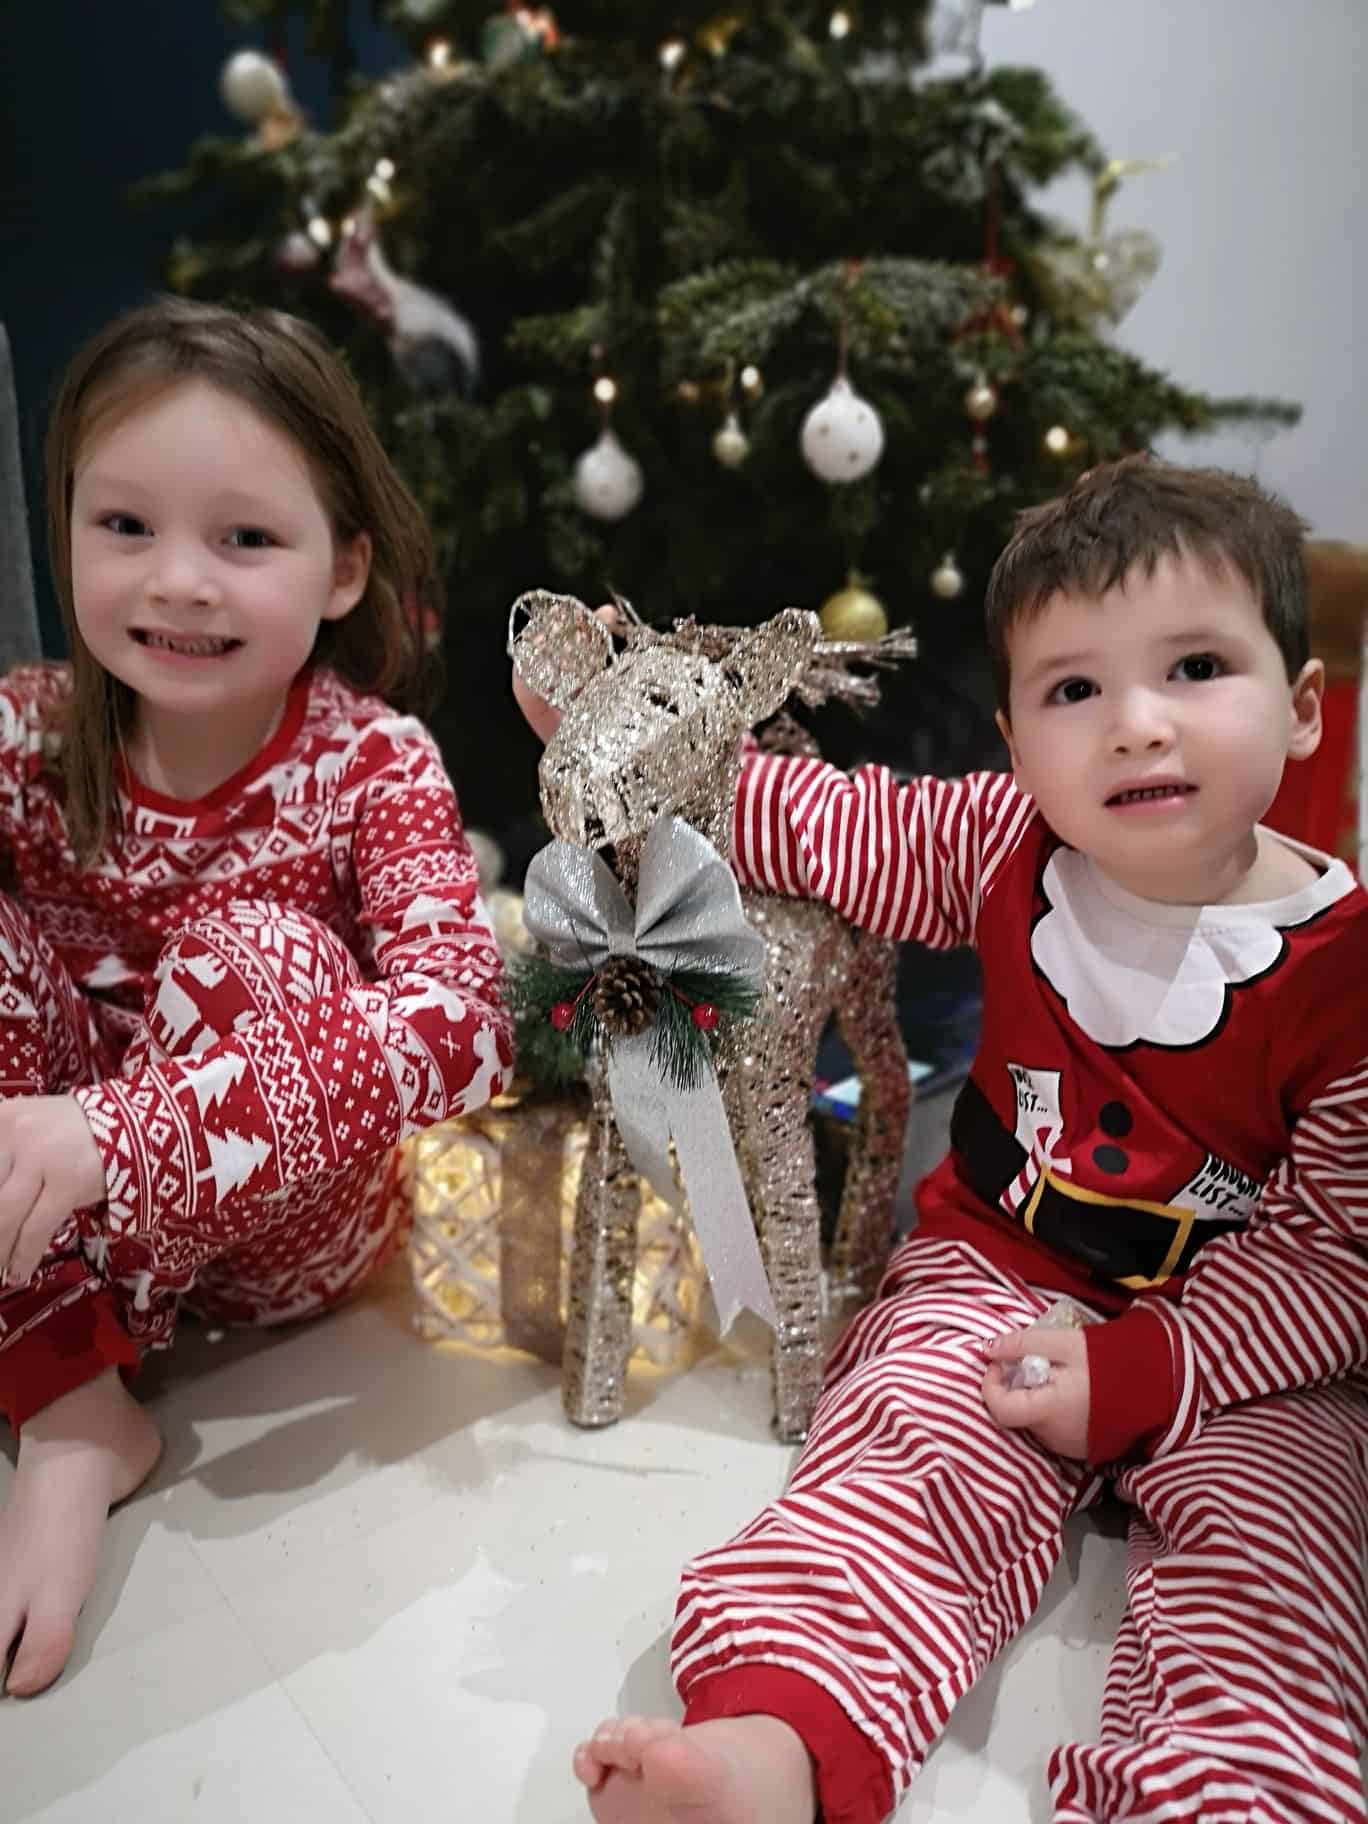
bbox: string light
[739,364,763,396]
[426,38,453,70]
[593,376,619,406]
[375,157,396,182]
[659,37,686,71]
[306,216,333,249]
[1044,424,1072,455]
[829,9,852,38]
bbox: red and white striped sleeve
[732,748,1035,949]
[1088,1058,1368,1462]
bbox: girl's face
[69,379,370,755]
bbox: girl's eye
[101,513,149,537]
[1173,652,1224,682]
[1047,677,1097,706]
[226,527,277,549]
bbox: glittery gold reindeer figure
[510,591,914,1442]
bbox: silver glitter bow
[522,817,776,1332]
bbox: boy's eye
[1048,677,1096,706]
[101,513,149,537]
[226,527,277,549]
[1173,652,1224,682]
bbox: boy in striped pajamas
[553,459,1368,1823]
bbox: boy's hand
[981,1324,1091,1459]
[511,601,628,746]
[0,1095,107,1285]
[511,665,565,745]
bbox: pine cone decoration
[592,956,661,1037]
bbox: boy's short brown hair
[985,456,1310,713]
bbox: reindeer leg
[727,1068,825,1444]
[725,900,833,1444]
[828,934,909,1310]
[562,1065,641,1427]
[498,1100,570,1366]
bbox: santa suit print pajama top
[674,752,1368,1824]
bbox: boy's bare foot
[572,1714,817,1823]
[0,1368,162,1696]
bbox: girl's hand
[0,1095,107,1286]
[981,1324,1091,1460]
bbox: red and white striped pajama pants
[0,893,403,1431]
[674,1237,1368,1824]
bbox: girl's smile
[69,379,369,801]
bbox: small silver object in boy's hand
[1002,1352,1053,1391]
[998,1298,1089,1392]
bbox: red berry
[691,1002,720,1032]
[551,1001,576,1031]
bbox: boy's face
[997,552,1323,902]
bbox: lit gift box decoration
[401,1089,707,1370]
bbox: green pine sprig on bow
[507,951,759,1094]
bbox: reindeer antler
[661,618,918,710]
[796,628,921,709]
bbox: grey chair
[1,325,43,670]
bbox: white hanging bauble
[712,411,751,469]
[220,50,290,124]
[800,375,884,484]
[573,428,644,521]
[930,552,966,600]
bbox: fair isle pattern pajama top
[0,663,512,1428]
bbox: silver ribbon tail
[607,1037,776,1331]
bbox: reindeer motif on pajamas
[509,592,913,1441]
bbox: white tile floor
[0,1248,1131,1824]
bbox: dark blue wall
[1,1,405,648]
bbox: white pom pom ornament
[800,376,884,484]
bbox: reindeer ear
[507,590,614,711]
[724,608,822,727]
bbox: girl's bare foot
[571,1714,817,1823]
[0,1368,162,1696]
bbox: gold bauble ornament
[819,580,889,642]
[963,373,999,422]
[697,11,745,55]
[930,553,965,600]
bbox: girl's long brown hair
[46,296,443,861]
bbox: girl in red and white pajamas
[0,299,511,1698]
[570,462,1368,1824]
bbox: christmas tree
[133,0,1294,844]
